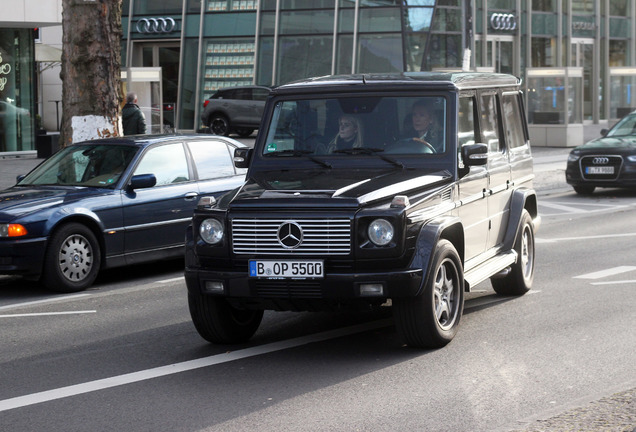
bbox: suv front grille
[580,155,622,180]
[231,218,352,255]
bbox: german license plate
[586,166,614,174]
[249,260,324,278]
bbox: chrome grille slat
[231,218,352,255]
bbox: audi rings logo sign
[136,17,177,34]
[490,13,517,31]
[277,221,303,249]
[593,157,610,165]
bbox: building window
[0,29,35,152]
[531,37,556,67]
[277,36,333,84]
[357,34,403,73]
[532,0,556,11]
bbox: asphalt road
[1,147,636,431]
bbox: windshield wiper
[263,149,332,169]
[334,147,405,169]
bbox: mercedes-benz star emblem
[277,221,303,249]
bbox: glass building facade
[0,28,36,153]
[122,0,636,146]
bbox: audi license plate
[249,260,324,279]
[586,166,614,174]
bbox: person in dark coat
[121,92,147,135]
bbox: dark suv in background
[186,72,540,349]
[200,85,271,137]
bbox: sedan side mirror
[234,147,252,169]
[600,128,608,137]
[128,174,156,190]
[461,143,488,166]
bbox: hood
[227,168,452,209]
[576,135,636,152]
[0,186,104,220]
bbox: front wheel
[491,210,535,296]
[234,127,254,137]
[573,185,595,195]
[42,223,101,293]
[188,293,263,344]
[394,240,464,348]
[209,115,230,136]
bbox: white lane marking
[574,266,636,280]
[539,201,628,216]
[0,294,91,312]
[0,291,540,413]
[0,311,96,318]
[591,280,636,286]
[536,232,636,244]
[157,276,184,284]
[0,319,391,412]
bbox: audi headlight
[199,218,224,245]
[367,218,394,246]
[627,155,636,163]
[567,153,580,163]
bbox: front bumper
[185,266,423,307]
[0,236,47,276]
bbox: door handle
[184,192,199,201]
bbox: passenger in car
[325,114,364,153]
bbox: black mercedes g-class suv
[185,72,540,349]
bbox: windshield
[607,114,636,137]
[19,144,138,187]
[263,96,447,157]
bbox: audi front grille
[580,155,622,180]
[231,218,352,255]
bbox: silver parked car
[200,85,271,137]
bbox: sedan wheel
[42,223,101,293]
[209,115,230,136]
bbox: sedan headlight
[0,223,28,237]
[567,153,580,163]
[367,218,394,246]
[199,218,224,245]
[627,155,636,163]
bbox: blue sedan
[0,134,247,292]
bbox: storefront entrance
[476,35,515,75]
[571,38,596,122]
[131,43,180,131]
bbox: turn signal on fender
[0,224,28,237]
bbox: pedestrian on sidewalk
[121,92,147,135]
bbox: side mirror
[461,143,488,166]
[234,147,252,169]
[16,175,25,183]
[600,128,608,137]
[128,174,156,190]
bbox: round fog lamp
[367,218,394,246]
[200,218,224,245]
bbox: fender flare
[407,215,464,297]
[502,188,540,251]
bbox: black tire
[573,185,595,195]
[188,292,263,344]
[394,240,464,348]
[235,128,254,138]
[491,210,535,296]
[209,114,230,136]
[42,223,101,293]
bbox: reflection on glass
[404,7,434,32]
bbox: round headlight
[199,218,224,245]
[367,218,394,246]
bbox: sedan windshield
[263,95,447,157]
[607,114,636,137]
[18,144,138,187]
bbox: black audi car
[566,111,636,194]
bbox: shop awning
[35,44,62,63]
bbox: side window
[479,93,502,153]
[458,96,477,147]
[502,93,527,149]
[234,88,251,100]
[253,88,270,101]
[188,140,236,180]
[133,143,190,186]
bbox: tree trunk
[60,0,122,146]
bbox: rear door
[186,139,247,198]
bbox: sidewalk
[0,146,572,192]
